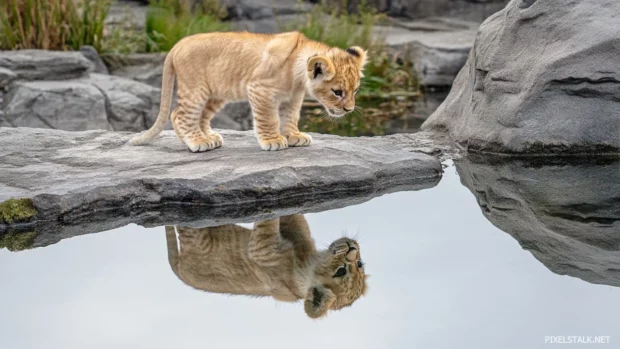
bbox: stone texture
[231,14,300,34]
[0,50,92,82]
[1,74,161,132]
[106,53,167,88]
[0,110,7,127]
[422,0,620,154]
[80,46,110,75]
[212,101,254,131]
[381,18,478,86]
[0,128,442,245]
[0,67,17,89]
[84,73,160,131]
[325,0,508,22]
[231,0,313,20]
[1,80,110,130]
[456,155,620,287]
[105,0,148,30]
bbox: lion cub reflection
[165,215,367,318]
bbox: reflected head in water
[165,214,367,318]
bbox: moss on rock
[0,198,37,224]
[0,231,37,252]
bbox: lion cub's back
[170,32,276,98]
[177,225,274,296]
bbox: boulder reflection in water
[456,156,620,287]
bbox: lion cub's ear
[346,46,368,70]
[307,56,335,81]
[304,285,336,319]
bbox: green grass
[0,198,37,225]
[145,0,229,52]
[0,231,37,252]
[287,2,375,50]
[0,0,110,51]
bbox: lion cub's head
[304,237,367,318]
[306,46,368,118]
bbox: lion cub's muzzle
[329,238,360,261]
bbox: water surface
[1,159,618,349]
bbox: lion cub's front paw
[259,135,288,151]
[185,132,223,153]
[285,132,313,147]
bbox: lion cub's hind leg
[171,93,219,153]
[199,99,225,150]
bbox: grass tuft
[0,231,38,252]
[0,0,110,51]
[0,198,37,225]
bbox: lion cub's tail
[129,53,175,145]
[165,226,182,280]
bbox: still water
[1,159,618,349]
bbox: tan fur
[129,31,367,152]
[165,215,367,318]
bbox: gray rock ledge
[0,127,442,245]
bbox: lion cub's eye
[333,265,347,277]
[357,260,364,268]
[332,89,343,97]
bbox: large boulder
[1,80,110,131]
[85,73,160,131]
[0,50,92,82]
[456,155,620,287]
[106,53,167,88]
[422,0,620,154]
[1,73,160,132]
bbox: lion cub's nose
[346,246,358,262]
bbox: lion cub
[165,215,367,318]
[129,31,367,152]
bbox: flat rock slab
[0,127,442,242]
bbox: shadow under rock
[18,175,440,250]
